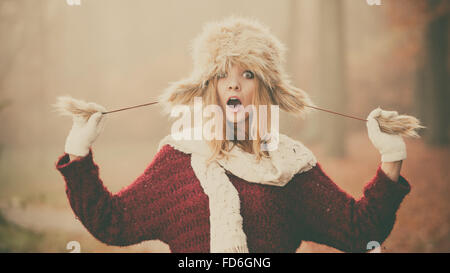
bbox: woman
[56,16,411,253]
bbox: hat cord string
[102,101,368,122]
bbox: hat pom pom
[53,96,101,120]
[376,114,425,138]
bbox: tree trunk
[419,0,449,146]
[316,0,348,157]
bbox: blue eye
[243,71,254,79]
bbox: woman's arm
[381,160,402,182]
[56,145,179,246]
[290,162,411,253]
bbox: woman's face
[216,64,257,123]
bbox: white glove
[65,103,107,157]
[366,107,406,162]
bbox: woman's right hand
[65,103,107,158]
[366,107,406,162]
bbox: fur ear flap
[158,76,206,115]
[271,81,315,118]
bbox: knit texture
[158,132,317,252]
[55,145,411,253]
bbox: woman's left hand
[366,107,407,162]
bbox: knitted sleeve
[289,162,411,253]
[55,145,179,247]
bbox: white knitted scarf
[158,129,317,253]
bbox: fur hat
[159,16,314,116]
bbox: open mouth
[226,97,243,112]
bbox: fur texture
[159,16,314,117]
[53,96,105,120]
[377,114,425,138]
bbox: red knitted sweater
[55,144,411,253]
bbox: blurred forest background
[0,0,448,253]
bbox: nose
[228,79,240,91]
